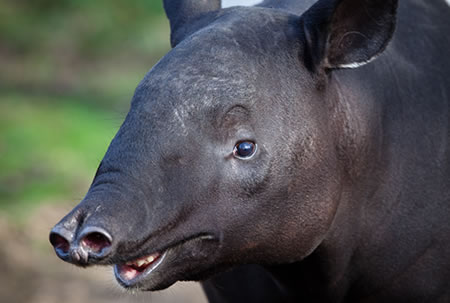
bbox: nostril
[49,232,70,255]
[81,232,111,253]
[80,228,112,255]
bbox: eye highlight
[233,141,257,159]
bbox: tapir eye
[233,141,257,159]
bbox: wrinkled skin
[50,0,450,302]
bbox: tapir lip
[112,233,219,290]
[114,250,168,288]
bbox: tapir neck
[268,62,450,301]
[261,73,385,302]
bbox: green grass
[0,93,122,219]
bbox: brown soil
[0,204,207,303]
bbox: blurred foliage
[0,0,170,102]
[0,93,120,219]
[0,0,171,220]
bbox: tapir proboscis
[50,0,450,302]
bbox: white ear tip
[337,61,370,69]
[222,0,262,7]
[334,55,379,70]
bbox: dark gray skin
[49,0,450,302]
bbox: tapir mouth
[112,233,218,289]
[114,251,167,286]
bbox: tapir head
[50,0,397,291]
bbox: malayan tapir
[49,0,450,302]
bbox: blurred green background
[0,0,170,220]
[0,1,210,302]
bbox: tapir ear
[163,0,221,47]
[301,0,398,71]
